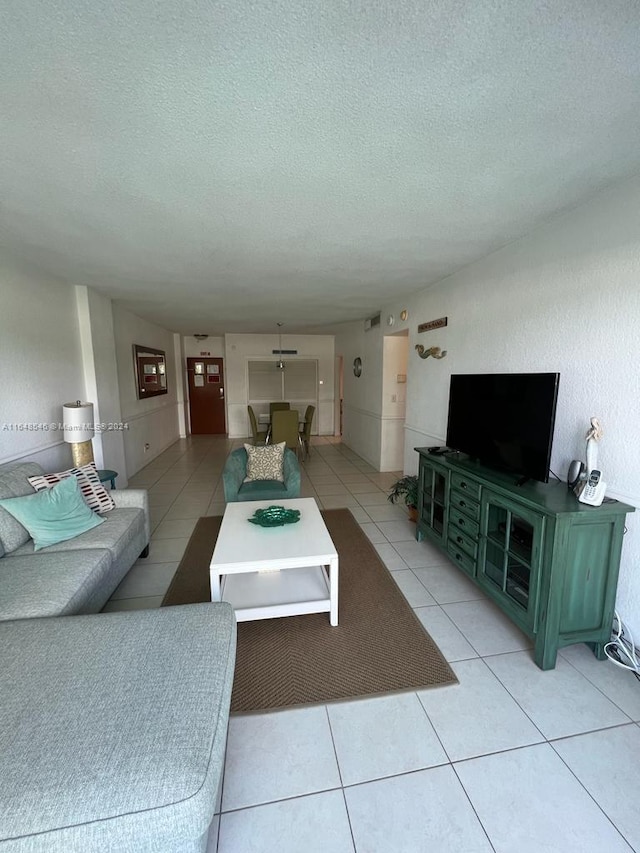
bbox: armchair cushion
[223,447,301,502]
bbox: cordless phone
[577,469,607,506]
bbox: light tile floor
[106,436,640,853]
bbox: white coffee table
[209,498,339,625]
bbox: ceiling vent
[364,313,381,331]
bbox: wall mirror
[133,344,167,399]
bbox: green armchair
[223,447,301,502]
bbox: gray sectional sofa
[0,460,237,852]
[1,603,236,852]
[0,461,150,621]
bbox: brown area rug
[162,508,457,712]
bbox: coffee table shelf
[220,565,331,622]
[210,498,339,625]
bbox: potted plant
[388,475,419,521]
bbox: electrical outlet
[144,443,150,452]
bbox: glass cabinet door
[479,489,544,627]
[419,462,448,546]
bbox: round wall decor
[353,357,362,377]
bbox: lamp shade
[62,401,95,443]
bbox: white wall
[380,333,409,471]
[112,305,180,475]
[0,260,85,470]
[174,333,188,437]
[183,336,225,358]
[334,324,409,471]
[373,176,640,636]
[76,286,128,482]
[0,265,181,481]
[224,333,335,438]
[334,320,385,468]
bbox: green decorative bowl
[248,506,301,527]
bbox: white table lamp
[63,401,95,466]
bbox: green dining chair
[247,405,268,445]
[269,401,290,419]
[299,405,315,459]
[271,409,302,456]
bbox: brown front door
[187,358,226,434]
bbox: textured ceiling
[2,1,640,334]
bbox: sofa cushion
[0,604,237,852]
[0,507,30,554]
[0,549,113,620]
[28,461,115,513]
[244,441,286,482]
[0,477,104,551]
[0,462,43,554]
[11,507,144,562]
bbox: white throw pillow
[244,442,286,482]
[28,461,115,513]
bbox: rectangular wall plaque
[418,316,448,334]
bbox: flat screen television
[445,373,560,484]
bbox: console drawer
[448,510,480,540]
[447,542,476,576]
[450,489,481,523]
[448,527,477,560]
[450,472,482,500]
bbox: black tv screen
[445,373,560,483]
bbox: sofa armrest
[282,449,301,497]
[223,451,247,502]
[110,489,150,545]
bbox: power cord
[604,611,640,682]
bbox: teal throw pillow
[0,475,104,551]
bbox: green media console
[415,447,635,670]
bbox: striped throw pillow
[28,462,115,514]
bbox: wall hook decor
[415,345,447,360]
